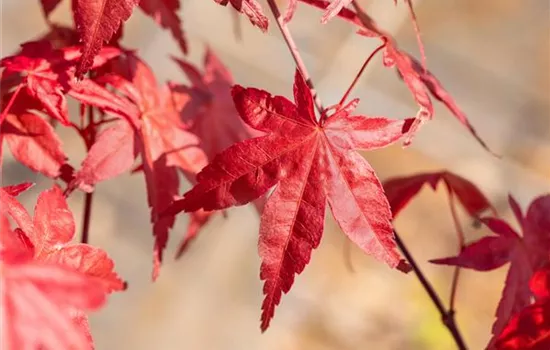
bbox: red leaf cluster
[38,0,188,77]
[432,195,550,348]
[386,170,550,349]
[0,184,124,349]
[2,0,543,346]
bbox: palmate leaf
[139,0,188,54]
[0,41,122,125]
[98,52,207,279]
[170,49,265,254]
[495,265,550,350]
[431,195,550,348]
[0,185,125,349]
[1,100,68,178]
[383,170,493,218]
[72,0,140,77]
[213,0,268,31]
[164,70,412,330]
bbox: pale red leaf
[1,183,34,197]
[68,77,141,129]
[172,49,260,167]
[2,112,67,178]
[104,53,207,278]
[0,260,106,350]
[40,0,63,19]
[72,0,139,77]
[139,0,188,54]
[214,0,268,31]
[407,55,494,154]
[320,0,352,23]
[28,185,126,292]
[0,189,34,241]
[283,0,298,23]
[1,42,122,125]
[45,244,126,292]
[142,155,179,280]
[31,185,76,254]
[72,121,138,192]
[174,209,213,259]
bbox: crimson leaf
[164,70,412,330]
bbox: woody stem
[266,0,325,115]
[394,230,468,350]
[80,105,96,244]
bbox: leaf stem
[338,41,386,107]
[81,192,94,244]
[266,0,324,115]
[80,104,97,244]
[0,84,24,125]
[394,230,468,350]
[447,191,466,313]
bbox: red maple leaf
[172,49,262,162]
[99,52,207,279]
[1,90,68,178]
[0,257,108,350]
[388,49,492,152]
[431,194,550,348]
[164,70,412,330]
[37,24,81,49]
[71,120,139,192]
[39,0,63,19]
[72,0,140,77]
[1,182,34,197]
[494,265,550,350]
[0,185,124,349]
[139,0,188,54]
[383,170,494,218]
[169,49,268,254]
[214,0,268,31]
[39,0,187,58]
[0,41,121,125]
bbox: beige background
[1,0,549,349]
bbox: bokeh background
[1,0,549,349]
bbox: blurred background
[1,0,549,349]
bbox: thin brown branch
[394,230,468,350]
[266,0,324,115]
[81,192,94,244]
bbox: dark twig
[394,230,468,350]
[81,192,94,244]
